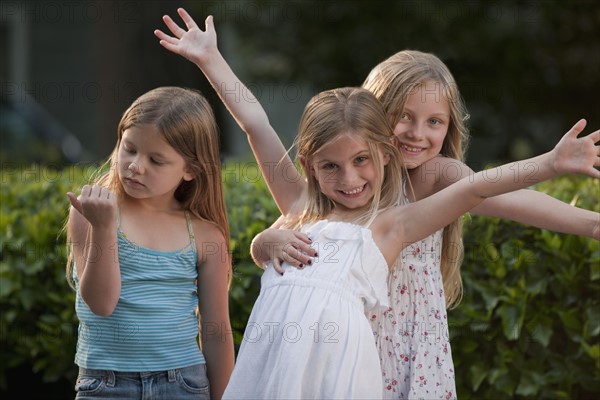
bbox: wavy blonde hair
[289,87,405,229]
[363,50,470,308]
[66,86,231,288]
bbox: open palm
[553,119,600,178]
[154,8,217,66]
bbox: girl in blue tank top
[65,86,234,399]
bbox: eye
[122,145,135,154]
[400,112,410,121]
[429,118,442,126]
[355,156,368,164]
[321,163,337,171]
[150,158,164,165]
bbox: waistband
[78,364,205,386]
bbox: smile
[400,143,425,153]
[341,185,365,195]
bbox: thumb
[205,15,214,30]
[567,119,587,138]
[67,192,83,215]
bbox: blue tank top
[74,211,205,371]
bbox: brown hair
[66,87,231,288]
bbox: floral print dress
[370,228,457,400]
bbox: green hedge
[1,164,598,398]
[453,177,600,398]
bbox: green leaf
[469,363,487,391]
[497,304,521,340]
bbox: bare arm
[155,8,305,214]
[196,223,235,400]
[417,157,599,239]
[67,185,120,316]
[375,119,600,265]
[250,226,316,273]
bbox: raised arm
[375,119,600,265]
[415,157,599,239]
[154,8,304,214]
[67,185,120,316]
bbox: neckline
[118,229,196,255]
[116,209,196,255]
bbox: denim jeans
[74,363,210,399]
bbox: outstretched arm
[474,189,599,239]
[376,119,600,265]
[417,157,599,240]
[154,8,304,215]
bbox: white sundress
[223,220,390,400]
[370,228,457,400]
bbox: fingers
[272,258,284,275]
[177,7,199,31]
[588,128,600,144]
[67,192,83,215]
[205,15,214,32]
[281,242,316,268]
[83,185,113,199]
[154,29,178,46]
[568,119,587,138]
[162,14,186,38]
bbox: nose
[127,160,143,175]
[339,166,359,186]
[404,121,423,140]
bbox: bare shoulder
[191,217,227,245]
[190,216,228,264]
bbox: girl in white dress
[154,8,600,399]
[259,51,600,399]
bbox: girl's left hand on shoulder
[254,228,317,273]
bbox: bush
[453,177,600,398]
[0,165,86,393]
[1,164,598,398]
[222,160,280,346]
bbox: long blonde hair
[66,86,231,288]
[363,50,470,308]
[289,87,405,229]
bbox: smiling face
[392,81,451,170]
[307,132,390,215]
[117,124,193,203]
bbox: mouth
[399,143,425,154]
[123,177,145,187]
[339,184,366,197]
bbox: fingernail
[298,264,304,269]
[307,260,312,265]
[314,252,318,257]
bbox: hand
[67,185,118,228]
[154,8,217,67]
[252,228,317,274]
[552,119,600,178]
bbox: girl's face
[392,81,450,169]
[117,124,193,202]
[308,132,389,214]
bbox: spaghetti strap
[184,211,195,244]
